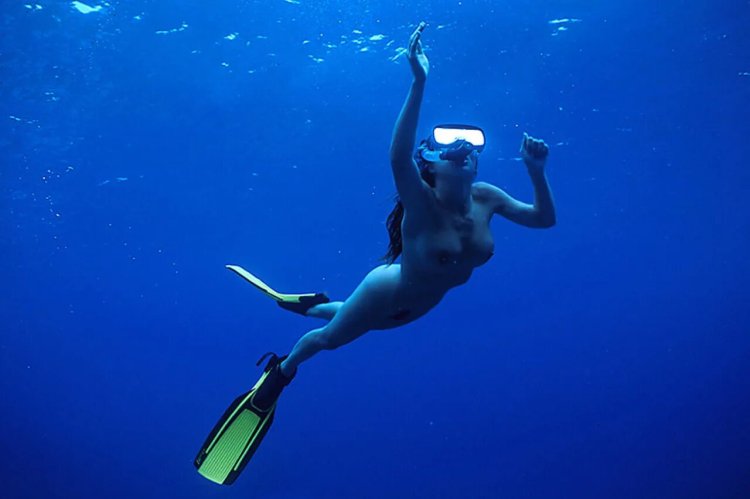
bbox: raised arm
[478,133,556,228]
[389,22,430,209]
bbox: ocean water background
[2,1,749,497]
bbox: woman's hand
[407,22,429,82]
[520,133,549,174]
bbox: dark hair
[382,144,436,264]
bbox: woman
[194,22,556,485]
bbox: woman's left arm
[478,133,556,228]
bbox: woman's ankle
[279,359,297,379]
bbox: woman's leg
[278,326,339,376]
[280,265,399,376]
[306,301,344,320]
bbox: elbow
[535,212,556,228]
[389,135,415,164]
[389,148,411,167]
[540,204,556,228]
[388,145,398,164]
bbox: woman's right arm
[389,22,430,208]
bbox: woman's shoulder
[471,181,500,200]
[472,181,510,213]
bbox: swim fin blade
[225,264,330,315]
[194,357,284,485]
[194,393,275,485]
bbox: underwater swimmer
[277,21,556,374]
[195,21,557,485]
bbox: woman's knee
[308,328,339,351]
[316,324,365,351]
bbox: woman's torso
[384,184,496,321]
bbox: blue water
[2,1,749,497]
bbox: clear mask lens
[433,125,485,149]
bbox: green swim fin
[194,353,294,485]
[226,264,330,315]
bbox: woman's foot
[254,353,295,410]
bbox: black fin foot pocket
[277,293,330,316]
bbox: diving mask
[419,124,486,163]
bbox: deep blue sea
[2,1,749,498]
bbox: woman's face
[428,151,478,181]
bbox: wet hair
[383,141,435,264]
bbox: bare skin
[279,22,556,377]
